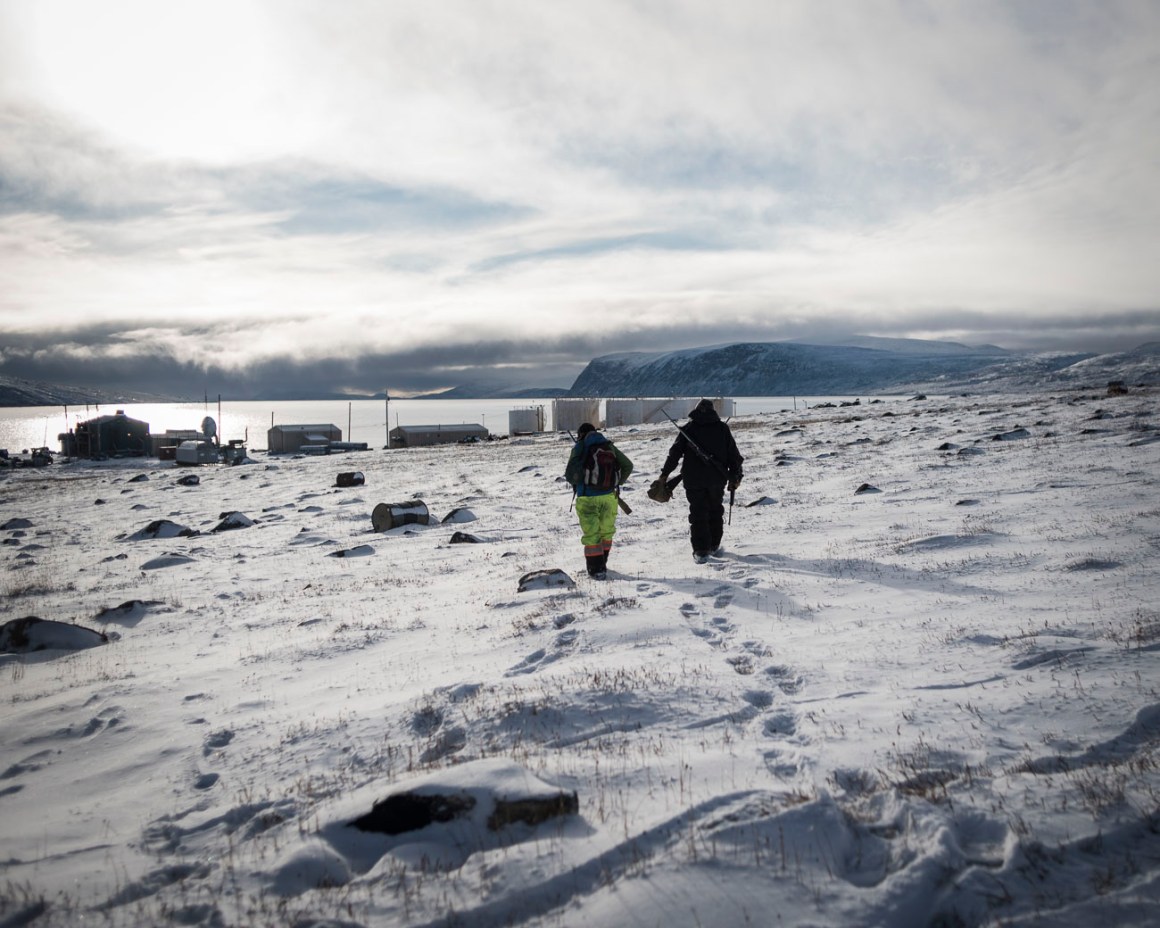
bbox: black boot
[586,554,607,579]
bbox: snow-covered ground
[2,389,1159,928]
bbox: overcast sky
[2,0,1158,397]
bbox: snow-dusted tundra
[2,389,1159,928]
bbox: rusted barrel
[371,500,430,532]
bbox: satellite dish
[201,416,218,439]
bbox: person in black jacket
[658,399,744,562]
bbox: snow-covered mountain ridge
[569,338,1160,397]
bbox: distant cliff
[567,339,1039,396]
[0,375,178,408]
[0,376,107,407]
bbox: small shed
[149,429,203,458]
[388,424,488,448]
[68,410,150,458]
[268,424,342,454]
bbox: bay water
[1,395,879,455]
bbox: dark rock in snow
[1,617,108,653]
[211,512,255,532]
[518,569,575,592]
[126,520,198,540]
[992,428,1031,441]
[746,496,778,507]
[488,793,580,830]
[442,507,477,524]
[349,761,579,836]
[128,473,149,483]
[1064,557,1122,571]
[855,483,881,495]
[177,474,200,486]
[449,531,482,544]
[2,518,32,530]
[95,599,166,624]
[327,545,375,558]
[211,510,254,533]
[351,792,476,835]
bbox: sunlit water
[1,395,886,454]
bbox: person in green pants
[565,423,633,579]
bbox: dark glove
[727,476,741,492]
[647,478,672,503]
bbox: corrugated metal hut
[552,398,601,434]
[508,407,545,435]
[388,424,488,448]
[268,424,342,454]
[71,410,150,458]
[605,399,644,427]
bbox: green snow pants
[575,493,619,558]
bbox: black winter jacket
[660,403,743,489]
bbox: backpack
[583,443,620,491]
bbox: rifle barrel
[662,411,730,479]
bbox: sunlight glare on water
[0,395,881,454]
